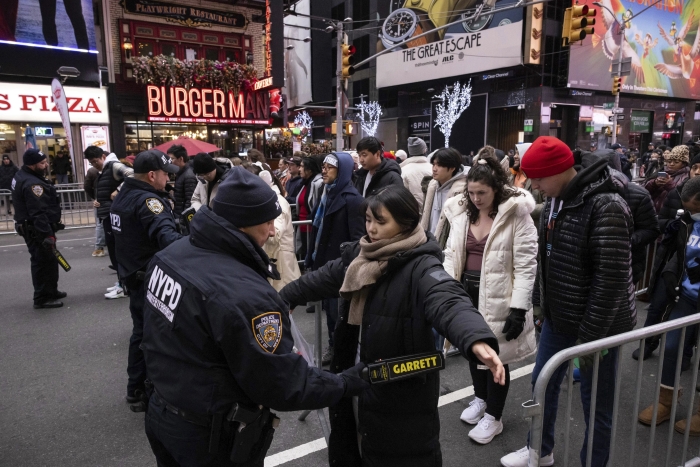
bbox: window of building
[331,46,337,77]
[136,40,154,57]
[161,42,177,57]
[353,35,370,71]
[353,78,370,101]
[353,0,370,25]
[204,48,219,61]
[331,3,345,21]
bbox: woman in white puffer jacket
[436,156,538,445]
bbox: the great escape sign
[120,0,247,29]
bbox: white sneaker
[468,413,503,444]
[460,397,487,424]
[105,287,125,299]
[500,446,554,467]
[106,282,120,292]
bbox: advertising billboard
[0,0,98,82]
[568,0,699,99]
[376,0,523,88]
[283,0,312,108]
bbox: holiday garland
[132,55,258,93]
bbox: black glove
[575,338,604,373]
[42,236,56,251]
[687,261,700,284]
[502,308,527,341]
[340,362,370,397]
[663,272,680,304]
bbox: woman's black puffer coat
[173,162,198,217]
[280,234,498,467]
[539,156,637,343]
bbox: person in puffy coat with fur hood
[437,155,538,445]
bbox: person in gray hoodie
[420,147,469,235]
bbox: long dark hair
[465,156,521,223]
[360,185,420,234]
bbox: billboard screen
[568,0,698,99]
[283,0,312,108]
[376,0,523,88]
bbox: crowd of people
[9,133,700,466]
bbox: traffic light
[612,76,621,95]
[341,44,356,80]
[562,4,595,46]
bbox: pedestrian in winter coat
[401,137,433,208]
[439,156,538,445]
[52,151,72,184]
[254,169,300,291]
[500,136,636,467]
[306,152,365,363]
[0,154,18,214]
[595,148,660,283]
[644,148,664,183]
[296,156,323,259]
[637,177,700,435]
[508,143,544,226]
[421,147,469,236]
[190,154,232,211]
[353,137,403,198]
[166,144,197,218]
[645,145,690,213]
[280,185,505,467]
[657,153,700,232]
[285,154,304,205]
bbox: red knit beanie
[520,136,574,178]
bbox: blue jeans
[56,174,69,184]
[528,319,618,467]
[661,293,699,386]
[95,210,105,248]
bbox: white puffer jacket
[264,187,301,291]
[440,189,538,364]
[400,156,432,209]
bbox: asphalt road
[2,228,700,466]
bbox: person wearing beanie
[109,149,182,410]
[12,148,65,309]
[141,168,370,465]
[0,154,18,215]
[353,136,403,198]
[656,152,700,232]
[307,151,366,364]
[502,136,636,467]
[190,152,233,211]
[401,138,433,208]
[507,143,543,226]
[644,145,690,214]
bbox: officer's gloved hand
[340,362,370,397]
[502,308,527,341]
[42,236,56,251]
[663,272,680,304]
[687,261,700,284]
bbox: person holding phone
[644,146,690,213]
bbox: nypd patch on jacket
[141,206,347,417]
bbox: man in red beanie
[501,136,636,467]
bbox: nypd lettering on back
[147,265,183,322]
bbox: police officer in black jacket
[13,149,66,309]
[142,168,369,466]
[110,150,182,407]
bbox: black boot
[632,339,659,360]
[33,299,63,309]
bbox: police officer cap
[212,167,282,227]
[23,148,47,166]
[134,149,179,174]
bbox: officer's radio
[361,351,446,385]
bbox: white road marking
[264,362,536,466]
[0,237,94,248]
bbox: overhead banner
[568,0,699,99]
[283,0,312,108]
[51,79,74,160]
[0,82,109,123]
[376,1,523,88]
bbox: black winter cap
[212,167,282,227]
[192,153,218,174]
[23,148,46,166]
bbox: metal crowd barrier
[0,189,13,233]
[635,240,660,296]
[524,313,700,467]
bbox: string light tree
[293,111,314,141]
[433,80,472,148]
[356,99,382,137]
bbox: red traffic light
[347,45,356,54]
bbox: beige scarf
[340,225,427,325]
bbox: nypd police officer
[142,168,369,466]
[12,148,66,309]
[110,150,181,407]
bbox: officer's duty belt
[152,389,211,427]
[362,350,445,384]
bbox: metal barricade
[0,189,13,233]
[524,313,700,467]
[635,241,659,296]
